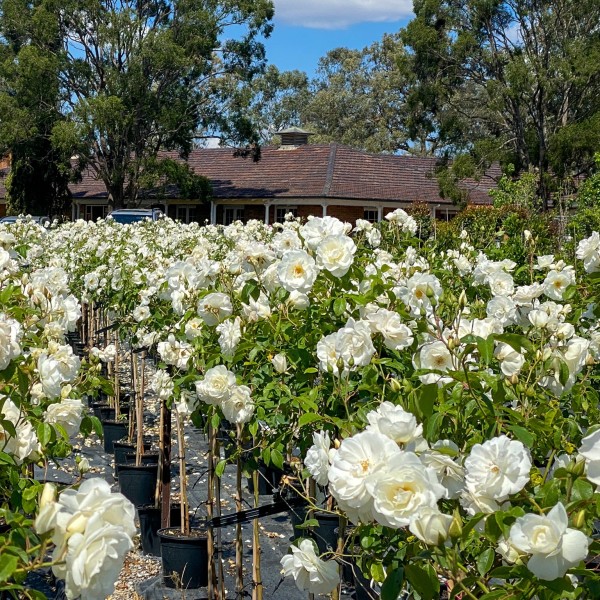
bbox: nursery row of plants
[2,208,600,599]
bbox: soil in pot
[101,420,129,453]
[138,505,181,556]
[158,528,208,589]
[247,461,283,495]
[117,463,158,507]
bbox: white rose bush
[3,210,600,599]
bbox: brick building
[0,131,500,223]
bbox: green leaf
[405,563,439,600]
[333,297,347,316]
[477,336,495,365]
[370,562,386,583]
[36,423,53,447]
[298,413,321,427]
[509,425,535,447]
[215,460,227,478]
[0,555,18,583]
[494,333,533,354]
[416,384,437,419]
[381,566,404,600]
[476,548,495,576]
[479,591,510,600]
[271,448,284,470]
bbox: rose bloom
[37,343,81,399]
[420,441,465,499]
[277,250,318,293]
[195,365,236,405]
[305,430,335,486]
[578,428,600,485]
[197,292,233,326]
[409,507,452,546]
[315,234,357,277]
[328,430,400,523]
[336,318,376,371]
[221,385,254,424]
[56,515,133,600]
[184,317,204,340]
[365,402,423,446]
[271,352,288,374]
[0,397,40,464]
[150,369,174,401]
[576,232,600,273]
[300,215,349,251]
[369,452,446,528]
[494,342,525,377]
[44,398,84,437]
[464,435,531,502]
[216,316,242,359]
[287,290,310,310]
[0,314,22,369]
[507,502,588,581]
[415,340,453,385]
[280,539,340,595]
[366,308,414,350]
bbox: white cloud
[274,0,413,29]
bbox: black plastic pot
[289,509,340,552]
[138,505,182,556]
[158,528,208,589]
[247,462,283,495]
[101,420,129,453]
[117,463,158,507]
[125,451,159,465]
[90,401,107,419]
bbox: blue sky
[262,0,414,77]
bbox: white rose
[409,507,452,545]
[277,250,318,294]
[271,353,288,374]
[369,452,446,528]
[576,232,600,273]
[216,317,242,358]
[196,365,236,405]
[367,309,414,350]
[420,441,465,499]
[305,430,335,486]
[150,369,174,401]
[44,398,84,437]
[328,430,400,523]
[0,314,22,369]
[315,234,357,277]
[56,515,133,600]
[465,435,531,502]
[494,342,525,377]
[221,385,254,424]
[507,502,588,581]
[365,401,423,446]
[287,290,310,310]
[197,292,233,326]
[578,429,600,485]
[280,539,340,595]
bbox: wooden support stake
[160,397,172,528]
[252,469,263,600]
[235,425,244,597]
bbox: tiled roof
[0,144,500,205]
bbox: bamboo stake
[207,423,218,600]
[308,477,316,600]
[175,412,190,534]
[135,353,145,467]
[331,515,347,600]
[214,438,225,600]
[113,334,120,411]
[160,397,172,526]
[235,425,244,597]
[252,469,263,600]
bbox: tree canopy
[0,0,274,211]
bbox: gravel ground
[33,351,363,600]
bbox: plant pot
[138,505,182,556]
[125,451,159,465]
[113,439,153,479]
[117,463,158,507]
[158,527,208,589]
[313,512,340,554]
[101,420,129,453]
[99,405,116,421]
[247,462,283,495]
[90,401,107,419]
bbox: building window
[223,206,245,225]
[275,207,298,223]
[84,205,108,221]
[176,205,198,224]
[364,209,378,223]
